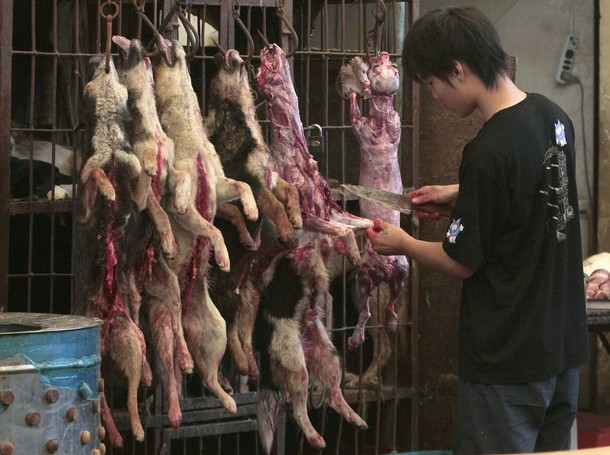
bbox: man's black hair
[402,7,510,89]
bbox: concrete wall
[599,1,610,251]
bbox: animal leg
[345,287,392,389]
[273,177,303,228]
[131,172,151,211]
[106,318,147,441]
[79,167,115,223]
[167,168,192,215]
[216,177,259,221]
[238,282,260,379]
[172,209,230,272]
[347,268,374,350]
[144,258,193,373]
[268,318,325,449]
[140,146,158,177]
[113,149,143,180]
[227,315,249,375]
[306,319,368,430]
[147,299,183,428]
[185,281,237,413]
[216,202,257,250]
[146,191,177,257]
[384,256,409,333]
[256,187,297,245]
[121,270,141,324]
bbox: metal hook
[174,5,200,62]
[232,0,255,70]
[275,0,299,58]
[211,37,226,56]
[366,0,386,59]
[101,1,119,74]
[145,1,199,63]
[131,0,173,66]
[257,30,272,50]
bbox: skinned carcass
[153,39,259,414]
[72,55,152,446]
[204,48,303,382]
[587,269,610,300]
[113,36,198,429]
[338,52,409,359]
[252,43,372,452]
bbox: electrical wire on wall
[562,0,595,254]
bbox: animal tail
[257,387,283,455]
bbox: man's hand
[407,184,458,218]
[367,219,410,256]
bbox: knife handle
[411,202,453,217]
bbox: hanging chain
[366,0,386,58]
[100,1,119,73]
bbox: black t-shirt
[443,93,590,384]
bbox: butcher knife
[340,184,450,216]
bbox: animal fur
[153,40,259,414]
[73,55,152,446]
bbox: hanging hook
[101,1,119,73]
[174,5,200,62]
[257,30,272,50]
[366,0,386,59]
[132,0,173,66]
[275,0,299,58]
[233,0,255,71]
[145,0,200,63]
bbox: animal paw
[213,240,231,272]
[161,233,178,259]
[307,434,326,450]
[347,329,365,350]
[178,349,194,374]
[344,370,380,390]
[172,172,191,215]
[221,395,237,414]
[142,147,158,176]
[245,346,260,380]
[132,421,145,441]
[385,307,398,333]
[242,199,259,222]
[338,230,361,265]
[108,430,124,448]
[168,403,183,429]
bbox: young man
[368,6,590,454]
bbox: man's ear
[453,61,466,81]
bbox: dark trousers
[455,367,580,454]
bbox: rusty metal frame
[0,0,420,453]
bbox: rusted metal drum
[0,312,104,455]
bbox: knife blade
[341,184,413,214]
[341,184,450,216]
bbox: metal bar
[0,0,14,312]
[409,2,421,450]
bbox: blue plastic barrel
[0,312,103,454]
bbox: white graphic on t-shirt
[540,144,574,242]
[446,219,464,244]
[555,120,567,147]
